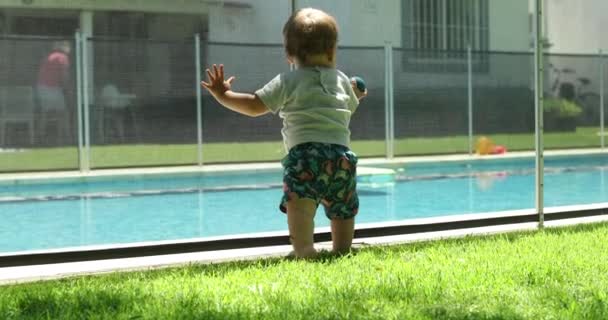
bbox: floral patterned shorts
[280,142,359,220]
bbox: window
[402,0,489,72]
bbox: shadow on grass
[4,286,147,319]
[51,247,361,285]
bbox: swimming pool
[0,153,606,254]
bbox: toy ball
[351,76,366,92]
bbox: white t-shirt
[255,67,359,151]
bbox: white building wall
[489,0,530,52]
[296,0,401,46]
[206,0,400,93]
[484,0,531,88]
[0,0,212,14]
[541,0,607,95]
[208,0,400,46]
[208,1,289,44]
[544,0,608,54]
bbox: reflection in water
[475,171,508,191]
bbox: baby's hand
[201,64,236,98]
[350,76,368,100]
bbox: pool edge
[1,203,606,269]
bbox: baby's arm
[201,64,269,117]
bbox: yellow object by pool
[476,137,495,155]
[476,136,506,155]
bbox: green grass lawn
[1,222,607,319]
[0,127,603,172]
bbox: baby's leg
[286,198,318,258]
[331,218,355,254]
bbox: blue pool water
[0,154,607,254]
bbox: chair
[0,86,36,146]
[98,84,138,143]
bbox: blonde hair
[282,8,338,64]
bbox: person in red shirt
[37,40,72,143]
